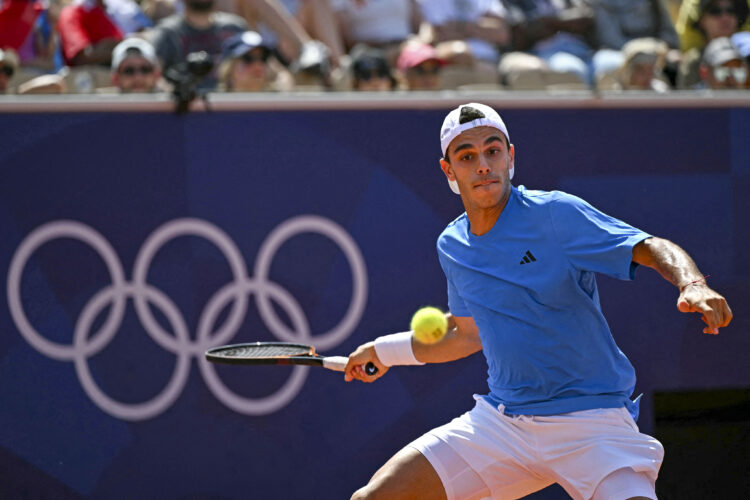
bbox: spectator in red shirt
[58,0,122,66]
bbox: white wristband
[373,331,425,367]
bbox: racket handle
[322,357,379,376]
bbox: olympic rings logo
[7,216,367,420]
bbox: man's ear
[440,157,454,181]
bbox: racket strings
[214,343,313,359]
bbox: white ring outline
[7,221,127,360]
[7,216,368,420]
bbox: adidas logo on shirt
[519,250,537,265]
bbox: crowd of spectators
[1,0,748,96]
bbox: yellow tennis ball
[411,307,448,344]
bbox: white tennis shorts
[408,395,664,500]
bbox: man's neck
[465,188,512,236]
[184,9,213,29]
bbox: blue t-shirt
[437,186,651,417]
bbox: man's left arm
[632,237,733,335]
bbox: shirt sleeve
[547,192,651,280]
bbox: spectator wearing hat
[699,35,749,87]
[397,41,446,90]
[677,0,749,87]
[350,44,396,91]
[0,47,19,93]
[57,0,123,66]
[613,37,670,91]
[218,30,292,91]
[146,0,247,89]
[111,37,163,92]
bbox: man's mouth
[474,179,499,188]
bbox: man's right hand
[344,341,389,383]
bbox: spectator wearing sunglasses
[218,30,292,91]
[397,41,446,90]
[699,35,749,87]
[0,48,20,93]
[676,0,749,87]
[677,0,750,52]
[111,37,163,92]
[350,44,396,91]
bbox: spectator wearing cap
[57,0,123,66]
[677,0,749,87]
[218,30,292,91]
[613,37,670,92]
[146,0,247,89]
[350,44,396,91]
[111,37,162,92]
[0,47,19,93]
[397,41,446,90]
[699,36,748,87]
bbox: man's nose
[477,154,491,174]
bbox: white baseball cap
[440,103,512,194]
[111,38,159,71]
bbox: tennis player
[344,103,733,500]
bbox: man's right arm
[344,314,482,383]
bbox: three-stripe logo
[519,250,536,265]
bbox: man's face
[440,126,514,210]
[0,62,13,93]
[113,56,159,93]
[699,0,739,40]
[705,59,748,88]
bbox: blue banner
[1,106,748,499]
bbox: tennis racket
[205,342,378,375]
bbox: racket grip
[323,357,378,376]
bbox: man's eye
[461,154,473,161]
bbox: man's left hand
[677,284,733,334]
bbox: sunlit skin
[439,126,515,236]
[699,0,739,40]
[112,56,160,93]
